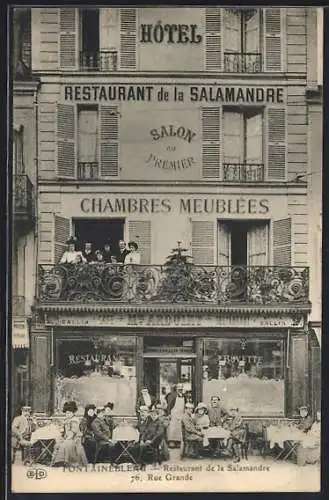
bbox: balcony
[78,162,99,180]
[224,52,262,73]
[37,264,309,307]
[223,163,265,182]
[79,50,118,71]
[13,174,34,230]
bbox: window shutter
[263,8,284,72]
[272,218,291,267]
[128,221,151,264]
[192,221,214,265]
[202,107,221,179]
[217,222,230,266]
[205,7,222,71]
[266,108,286,180]
[247,223,269,265]
[119,8,137,69]
[53,214,71,264]
[100,105,119,178]
[57,104,75,179]
[59,8,77,69]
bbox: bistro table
[204,426,231,456]
[266,424,305,461]
[30,424,62,466]
[112,424,140,465]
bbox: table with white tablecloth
[112,424,140,464]
[266,425,306,460]
[30,424,63,465]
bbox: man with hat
[12,406,37,464]
[181,402,203,458]
[297,406,313,433]
[82,241,95,263]
[166,383,187,447]
[208,395,230,427]
[90,406,116,463]
[103,402,115,439]
[116,240,130,264]
[60,236,85,264]
[138,404,165,467]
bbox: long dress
[167,396,185,442]
[52,416,88,466]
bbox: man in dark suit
[90,407,115,462]
[82,242,95,263]
[116,240,130,263]
[138,405,165,467]
[103,402,115,438]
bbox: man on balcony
[82,241,95,263]
[116,240,130,263]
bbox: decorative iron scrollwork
[38,264,309,306]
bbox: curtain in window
[244,10,260,53]
[223,9,241,53]
[223,111,243,164]
[78,109,98,163]
[246,112,263,164]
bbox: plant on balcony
[157,243,193,301]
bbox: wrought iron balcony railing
[12,295,26,316]
[79,50,118,71]
[224,52,262,73]
[13,174,34,219]
[38,264,309,306]
[78,162,99,180]
[223,163,265,182]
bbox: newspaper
[10,6,322,493]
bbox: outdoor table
[266,425,305,461]
[204,426,231,440]
[112,425,140,465]
[30,424,62,465]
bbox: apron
[167,396,185,442]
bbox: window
[223,8,261,72]
[202,338,285,416]
[55,336,137,416]
[79,8,118,70]
[78,105,99,179]
[218,221,269,266]
[223,107,264,181]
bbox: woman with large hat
[52,401,87,467]
[59,237,86,265]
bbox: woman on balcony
[60,237,86,265]
[124,241,141,265]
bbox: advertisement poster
[9,6,322,493]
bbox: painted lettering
[139,22,203,44]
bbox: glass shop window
[202,338,285,416]
[55,336,137,416]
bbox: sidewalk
[11,449,320,493]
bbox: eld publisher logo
[26,468,47,480]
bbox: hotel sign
[45,312,304,329]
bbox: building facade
[12,7,39,413]
[15,7,322,421]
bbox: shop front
[31,306,312,422]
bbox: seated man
[208,395,230,457]
[12,406,37,465]
[90,407,116,463]
[181,402,203,459]
[296,406,313,433]
[138,405,165,467]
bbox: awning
[12,318,29,348]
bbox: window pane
[244,10,260,53]
[246,112,263,163]
[55,336,137,415]
[78,108,98,162]
[224,9,241,52]
[202,338,285,416]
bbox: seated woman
[90,407,116,463]
[194,402,210,448]
[181,403,203,459]
[79,404,97,464]
[297,409,320,466]
[296,406,314,433]
[124,241,141,265]
[52,401,88,467]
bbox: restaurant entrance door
[143,357,196,403]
